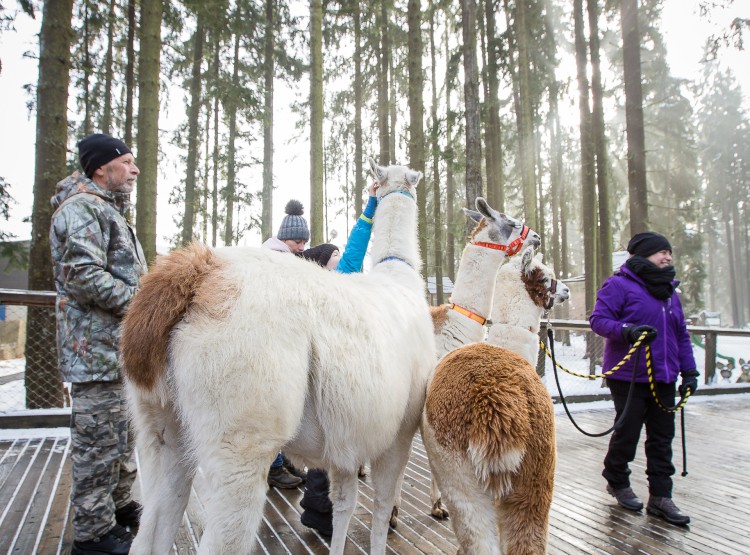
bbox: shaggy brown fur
[426,342,555,554]
[430,304,450,334]
[522,267,552,309]
[121,242,226,390]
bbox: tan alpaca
[423,248,568,554]
[390,198,540,525]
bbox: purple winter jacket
[589,265,696,384]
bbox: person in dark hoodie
[590,232,698,527]
[50,134,147,555]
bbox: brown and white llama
[422,247,569,555]
[417,200,540,522]
[121,159,439,555]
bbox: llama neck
[371,193,420,272]
[450,244,507,318]
[486,270,544,354]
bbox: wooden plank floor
[1,393,748,554]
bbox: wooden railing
[541,319,750,384]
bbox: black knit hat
[302,243,339,268]
[78,133,132,178]
[627,232,672,257]
[277,200,310,241]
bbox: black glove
[679,369,699,397]
[621,324,657,345]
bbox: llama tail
[465,347,532,494]
[121,242,216,391]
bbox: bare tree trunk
[408,0,426,267]
[26,0,74,408]
[377,0,391,165]
[181,17,205,246]
[135,0,162,263]
[262,0,275,241]
[212,57,219,248]
[82,0,93,135]
[124,0,135,147]
[588,0,611,286]
[461,0,483,218]
[620,0,648,233]
[309,0,324,245]
[482,0,503,212]
[353,3,364,217]
[444,15,456,282]
[429,6,444,304]
[101,0,116,135]
[515,0,536,230]
[223,30,240,246]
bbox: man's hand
[622,324,657,345]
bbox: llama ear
[368,157,387,182]
[475,197,502,223]
[405,169,423,187]
[521,247,534,271]
[463,208,482,223]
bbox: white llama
[418,199,540,522]
[422,247,569,555]
[121,158,436,555]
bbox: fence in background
[1,290,749,426]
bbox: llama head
[464,198,541,253]
[511,247,570,310]
[368,157,423,200]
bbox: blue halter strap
[376,256,414,268]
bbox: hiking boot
[268,465,303,489]
[301,508,333,537]
[647,496,691,526]
[71,524,133,555]
[115,499,141,530]
[607,484,644,511]
[282,453,307,482]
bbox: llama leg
[429,460,449,519]
[499,484,552,555]
[423,424,500,555]
[390,466,404,528]
[129,397,194,555]
[327,469,359,555]
[369,433,414,554]
[196,434,274,554]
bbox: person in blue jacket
[295,182,378,537]
[590,232,698,527]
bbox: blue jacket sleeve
[336,197,377,274]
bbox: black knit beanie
[277,200,310,241]
[301,243,339,268]
[78,133,132,178]
[627,232,672,257]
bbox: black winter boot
[115,500,142,530]
[607,484,644,511]
[71,524,133,555]
[647,496,691,526]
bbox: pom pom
[285,199,304,216]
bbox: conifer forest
[1,0,749,326]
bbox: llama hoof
[389,506,399,528]
[358,464,368,477]
[431,499,449,520]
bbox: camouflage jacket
[49,172,147,383]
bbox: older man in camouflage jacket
[50,134,147,555]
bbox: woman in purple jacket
[590,232,699,527]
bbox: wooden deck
[1,393,748,554]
